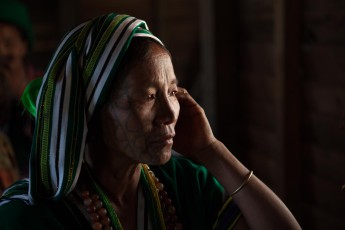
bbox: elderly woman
[0,13,300,229]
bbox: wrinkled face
[100,43,179,165]
[0,22,28,71]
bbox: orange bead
[167,206,176,215]
[87,205,96,213]
[156,182,164,191]
[92,222,102,230]
[90,213,100,222]
[161,191,168,197]
[101,217,110,225]
[83,198,92,206]
[94,200,103,209]
[164,197,172,205]
[91,194,100,201]
[81,190,90,198]
[98,207,107,217]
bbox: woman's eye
[170,90,178,97]
[147,94,156,100]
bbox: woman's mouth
[150,134,175,146]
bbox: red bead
[92,222,102,230]
[94,200,103,209]
[167,206,176,214]
[156,182,164,191]
[81,190,90,198]
[87,205,96,213]
[90,213,100,222]
[164,197,172,205]
[161,191,168,197]
[98,207,107,217]
[91,194,100,201]
[101,217,110,225]
[83,198,92,206]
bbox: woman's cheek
[126,110,152,151]
[132,134,146,151]
[115,104,150,153]
[106,105,132,148]
[102,110,128,151]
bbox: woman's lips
[150,134,175,146]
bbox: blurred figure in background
[0,0,40,178]
[0,131,19,195]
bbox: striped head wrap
[26,13,163,202]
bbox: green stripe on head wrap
[0,0,34,49]
[27,13,163,203]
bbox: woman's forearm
[196,140,301,230]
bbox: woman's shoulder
[0,198,32,216]
[0,180,87,229]
[0,196,88,229]
[0,199,57,229]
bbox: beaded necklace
[79,164,182,230]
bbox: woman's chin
[147,148,172,165]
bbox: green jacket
[0,156,241,230]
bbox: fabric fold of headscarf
[27,13,163,202]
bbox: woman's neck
[80,158,141,230]
[96,162,141,206]
[85,144,142,206]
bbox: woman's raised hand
[173,87,217,159]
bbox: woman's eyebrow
[171,78,179,85]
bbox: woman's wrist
[191,138,219,162]
[194,140,251,193]
[194,139,227,162]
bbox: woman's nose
[155,96,178,126]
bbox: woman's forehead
[127,52,176,86]
[108,40,176,97]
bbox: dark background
[21,0,345,229]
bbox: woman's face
[0,22,27,71]
[100,43,179,165]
